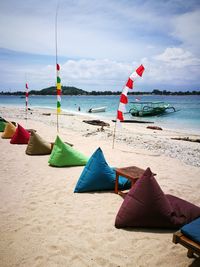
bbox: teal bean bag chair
[48,135,88,167]
[74,147,131,192]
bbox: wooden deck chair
[173,217,200,258]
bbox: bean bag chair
[74,147,131,193]
[0,117,7,123]
[26,131,52,155]
[48,135,88,167]
[1,122,16,139]
[0,118,15,125]
[115,167,200,229]
[10,124,30,144]
[166,195,200,227]
[0,121,6,132]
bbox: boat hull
[88,107,106,113]
[131,107,166,117]
[129,102,176,117]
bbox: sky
[0,0,200,92]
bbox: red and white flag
[25,82,28,112]
[116,65,145,124]
[25,82,29,120]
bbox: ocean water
[0,94,200,134]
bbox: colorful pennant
[25,82,28,120]
[56,63,61,113]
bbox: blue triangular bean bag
[74,147,131,192]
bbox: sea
[0,94,200,135]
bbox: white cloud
[0,0,199,91]
[142,48,200,86]
[0,0,176,61]
[29,59,146,91]
[60,59,141,90]
[171,9,200,55]
[62,59,130,80]
[155,47,200,67]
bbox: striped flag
[56,63,61,113]
[116,65,145,124]
[25,83,28,120]
[25,82,28,120]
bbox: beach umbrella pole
[112,120,117,149]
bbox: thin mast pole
[112,76,130,149]
[55,1,59,133]
[25,74,28,122]
[112,118,117,149]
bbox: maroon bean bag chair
[115,167,200,229]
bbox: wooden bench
[115,166,145,194]
[173,230,200,258]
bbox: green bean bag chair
[0,117,7,122]
[48,135,88,167]
[0,121,6,132]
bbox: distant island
[0,86,200,96]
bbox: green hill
[0,87,199,96]
[29,86,88,95]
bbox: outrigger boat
[129,101,176,117]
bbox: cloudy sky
[0,0,200,92]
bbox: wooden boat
[129,101,176,117]
[88,107,106,113]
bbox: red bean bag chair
[10,124,30,144]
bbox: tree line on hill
[0,86,200,96]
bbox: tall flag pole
[55,1,61,133]
[112,65,145,149]
[25,81,29,121]
[56,63,61,132]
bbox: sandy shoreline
[1,106,200,167]
[0,106,200,266]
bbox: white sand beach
[0,106,200,267]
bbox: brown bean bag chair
[26,131,52,155]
